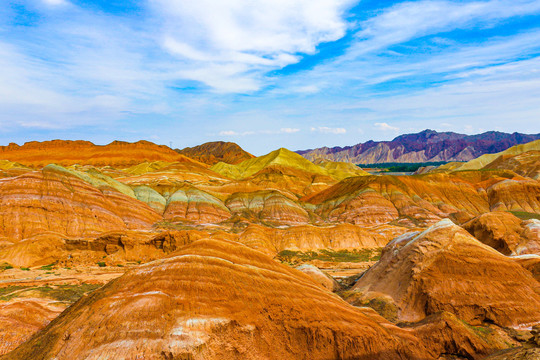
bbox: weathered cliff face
[237,223,387,255]
[177,141,255,165]
[462,212,540,255]
[352,219,540,327]
[225,190,310,225]
[0,140,198,168]
[163,186,231,224]
[3,239,432,360]
[297,130,540,164]
[0,166,160,242]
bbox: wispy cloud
[152,0,356,92]
[219,128,301,136]
[374,122,399,131]
[310,126,347,134]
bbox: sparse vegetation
[358,161,452,173]
[0,263,14,271]
[97,261,106,267]
[20,267,30,271]
[509,211,540,220]
[39,262,57,271]
[0,284,102,303]
[276,248,382,265]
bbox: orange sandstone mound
[352,219,540,327]
[0,165,160,242]
[0,140,201,168]
[462,212,540,255]
[3,239,431,360]
[177,141,255,165]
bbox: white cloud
[374,122,399,131]
[219,130,238,136]
[219,128,301,136]
[310,126,346,134]
[281,128,300,133]
[42,0,68,5]
[350,0,540,56]
[152,0,356,92]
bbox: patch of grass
[20,267,30,271]
[509,211,540,221]
[0,263,14,271]
[97,262,106,267]
[276,248,382,264]
[39,262,57,271]
[34,284,102,303]
[0,286,30,301]
[116,264,124,267]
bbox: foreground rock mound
[353,219,540,327]
[3,239,430,360]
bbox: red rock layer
[353,219,540,327]
[3,239,431,360]
[0,140,201,168]
[0,167,160,241]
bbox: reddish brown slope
[0,140,202,168]
[178,141,254,165]
[3,239,431,360]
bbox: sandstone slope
[3,239,431,360]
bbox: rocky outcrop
[3,239,431,360]
[295,264,342,291]
[297,130,540,164]
[177,141,255,165]
[352,219,540,327]
[0,140,199,168]
[463,212,540,255]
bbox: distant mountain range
[296,130,540,164]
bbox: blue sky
[1,0,540,155]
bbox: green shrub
[97,262,106,267]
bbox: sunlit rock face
[3,239,432,360]
[353,219,540,327]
